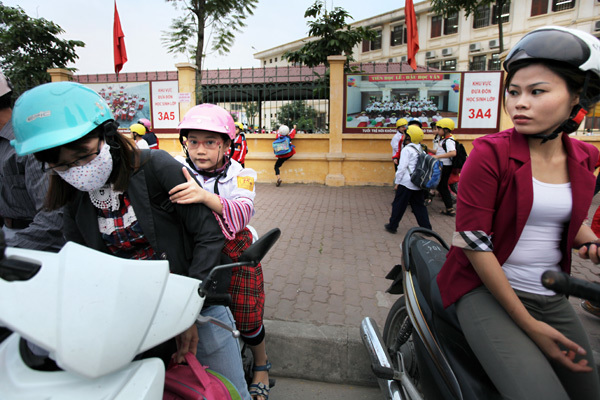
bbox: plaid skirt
[222,228,265,333]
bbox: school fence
[48,58,600,187]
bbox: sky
[5,0,412,75]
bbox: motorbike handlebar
[541,271,600,303]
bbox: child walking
[384,125,432,234]
[169,104,271,400]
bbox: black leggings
[438,165,454,209]
[274,157,291,175]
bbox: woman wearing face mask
[437,26,600,399]
[10,82,251,400]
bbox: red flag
[405,0,419,71]
[113,1,127,74]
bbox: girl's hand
[525,319,592,373]
[169,167,206,204]
[578,242,600,264]
[173,324,199,363]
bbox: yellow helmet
[436,118,455,131]
[405,125,424,144]
[396,118,408,128]
[234,122,244,131]
[130,123,146,136]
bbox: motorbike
[0,227,280,400]
[361,227,600,400]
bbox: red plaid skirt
[222,228,265,333]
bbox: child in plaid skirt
[169,104,271,400]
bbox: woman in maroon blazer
[437,26,600,399]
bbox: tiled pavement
[250,182,600,355]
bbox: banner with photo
[344,71,503,134]
[83,82,151,130]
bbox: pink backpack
[163,352,240,400]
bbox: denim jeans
[196,305,251,400]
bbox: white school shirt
[394,143,421,190]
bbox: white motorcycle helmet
[503,26,600,141]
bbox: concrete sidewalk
[249,182,600,386]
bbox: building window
[362,29,382,52]
[473,5,491,28]
[531,0,575,16]
[443,13,459,35]
[269,59,272,63]
[371,30,382,50]
[431,15,442,38]
[275,57,278,62]
[427,61,441,69]
[391,25,407,46]
[552,0,575,11]
[470,55,487,71]
[432,14,458,37]
[492,2,511,24]
[441,59,457,71]
[488,53,502,70]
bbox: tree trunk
[192,0,205,104]
[496,0,505,54]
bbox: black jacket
[63,149,224,280]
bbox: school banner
[344,71,503,134]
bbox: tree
[243,101,258,129]
[0,3,85,98]
[283,1,376,70]
[430,0,509,55]
[162,0,258,103]
[278,100,317,133]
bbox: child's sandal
[250,361,272,400]
[440,208,456,216]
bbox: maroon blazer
[437,128,598,308]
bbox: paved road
[268,377,381,400]
[251,182,600,354]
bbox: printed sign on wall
[460,72,502,129]
[151,81,179,129]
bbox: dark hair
[0,91,12,110]
[408,119,422,128]
[34,121,138,210]
[503,60,599,106]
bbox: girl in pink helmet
[170,104,271,400]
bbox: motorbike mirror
[198,228,281,298]
[239,228,281,264]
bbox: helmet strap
[531,104,588,144]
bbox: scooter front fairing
[0,241,205,399]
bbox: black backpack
[442,138,468,170]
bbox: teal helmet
[11,82,114,156]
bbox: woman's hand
[169,167,207,204]
[525,319,592,373]
[173,324,199,363]
[578,242,600,264]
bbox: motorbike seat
[408,232,500,399]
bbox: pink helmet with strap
[178,104,236,141]
[138,118,151,130]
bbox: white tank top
[502,178,571,295]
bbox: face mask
[56,143,113,192]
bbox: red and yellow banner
[368,74,443,82]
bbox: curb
[264,319,377,387]
[265,319,600,386]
